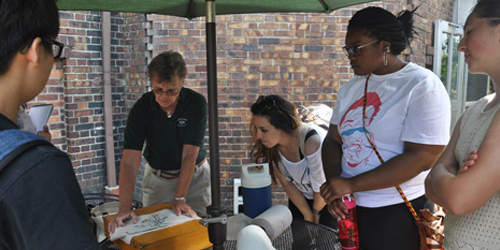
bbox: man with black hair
[0,0,100,249]
[108,51,211,234]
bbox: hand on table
[173,200,197,217]
[108,210,139,234]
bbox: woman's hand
[326,198,349,220]
[320,177,352,205]
[458,150,478,174]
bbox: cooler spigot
[199,214,228,227]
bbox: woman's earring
[383,47,390,66]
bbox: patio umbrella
[57,0,375,248]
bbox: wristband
[313,208,321,215]
[174,196,186,202]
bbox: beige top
[443,94,500,250]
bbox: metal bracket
[199,213,228,227]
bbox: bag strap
[361,75,421,223]
[0,129,52,173]
[299,124,308,156]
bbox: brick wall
[29,0,454,211]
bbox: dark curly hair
[348,6,418,55]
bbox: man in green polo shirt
[108,51,211,233]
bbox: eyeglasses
[342,40,379,57]
[152,88,180,97]
[20,37,65,59]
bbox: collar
[149,87,186,115]
[0,112,19,131]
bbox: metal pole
[205,0,226,249]
[102,11,117,189]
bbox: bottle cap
[342,195,356,209]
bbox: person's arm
[172,144,200,217]
[320,124,349,219]
[274,165,314,222]
[425,118,461,203]
[322,142,445,204]
[108,149,142,233]
[303,131,327,222]
[321,125,343,179]
[428,113,500,215]
[312,192,325,223]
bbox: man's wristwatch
[174,196,186,202]
[313,208,321,215]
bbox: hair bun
[397,8,418,44]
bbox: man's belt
[151,159,206,180]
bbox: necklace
[166,110,172,118]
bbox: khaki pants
[142,160,211,217]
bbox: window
[433,19,490,130]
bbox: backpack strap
[299,124,318,158]
[0,129,52,173]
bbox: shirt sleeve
[305,135,327,192]
[183,94,207,147]
[400,77,451,145]
[123,99,148,150]
[331,93,341,125]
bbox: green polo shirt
[123,87,207,170]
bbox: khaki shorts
[142,160,211,217]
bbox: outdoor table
[98,219,339,250]
[84,194,340,250]
[224,219,340,250]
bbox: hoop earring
[383,47,390,66]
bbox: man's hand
[37,125,51,141]
[108,210,139,234]
[173,200,197,217]
[320,177,352,205]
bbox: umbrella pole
[205,0,227,249]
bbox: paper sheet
[110,209,200,244]
[28,104,53,132]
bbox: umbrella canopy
[57,0,373,19]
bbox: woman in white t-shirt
[319,7,451,250]
[426,1,500,249]
[249,95,336,228]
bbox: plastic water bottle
[338,195,359,250]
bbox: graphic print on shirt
[339,92,382,168]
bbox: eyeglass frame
[152,87,181,97]
[20,37,64,59]
[342,40,379,57]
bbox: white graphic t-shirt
[331,62,451,207]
